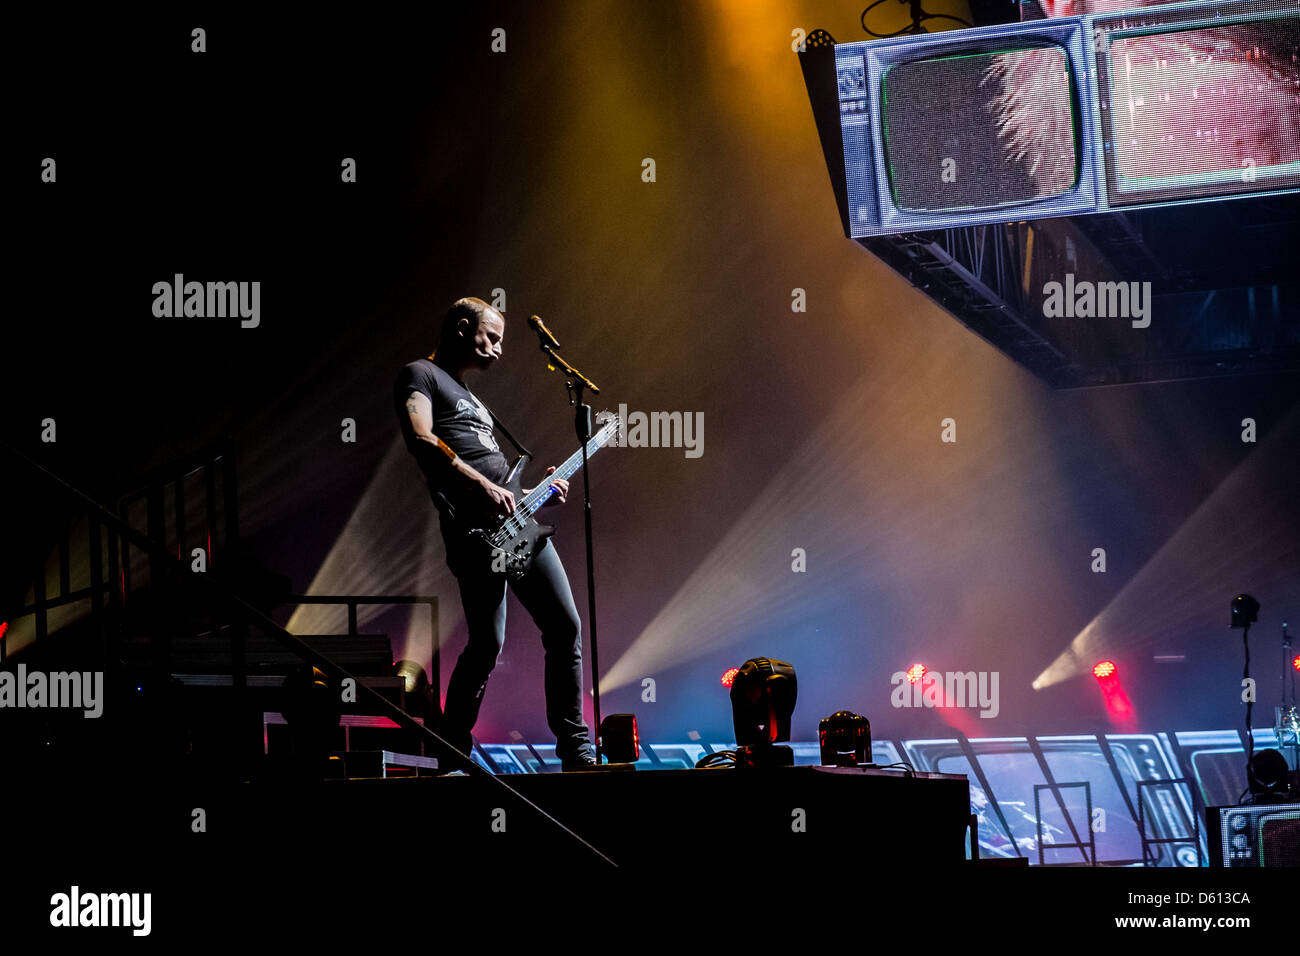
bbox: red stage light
[1292,654,1300,673]
[906,663,926,684]
[720,667,740,688]
[1093,660,1117,679]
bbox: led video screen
[1211,804,1300,866]
[881,46,1080,211]
[1100,11,1300,203]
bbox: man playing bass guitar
[393,296,596,771]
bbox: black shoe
[560,755,598,772]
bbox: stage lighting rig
[1248,748,1293,802]
[1231,593,1260,628]
[1230,593,1270,804]
[1273,622,1299,789]
[729,657,797,769]
[819,711,871,767]
[599,713,639,764]
[394,659,435,720]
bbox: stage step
[263,711,435,766]
[122,629,395,675]
[329,749,440,778]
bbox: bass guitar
[457,413,621,579]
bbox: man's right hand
[481,479,515,517]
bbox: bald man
[394,297,596,771]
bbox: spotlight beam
[603,356,1059,691]
[1035,404,1300,689]
[287,437,455,664]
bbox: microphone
[528,314,562,350]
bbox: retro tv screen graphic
[881,46,1080,211]
[1211,804,1300,867]
[821,0,1300,237]
[1098,7,1300,203]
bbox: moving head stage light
[730,658,797,769]
[819,710,872,767]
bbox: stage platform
[12,753,1296,939]
[11,757,966,889]
[219,763,973,873]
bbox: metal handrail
[272,593,441,710]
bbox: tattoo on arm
[406,391,457,464]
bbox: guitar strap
[475,394,533,460]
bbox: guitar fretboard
[492,417,620,542]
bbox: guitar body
[461,456,555,580]
[444,414,620,581]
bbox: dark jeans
[439,529,593,766]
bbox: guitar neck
[517,421,619,518]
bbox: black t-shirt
[393,359,510,511]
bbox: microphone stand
[537,340,606,765]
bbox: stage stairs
[0,438,446,781]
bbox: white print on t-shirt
[455,397,500,453]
